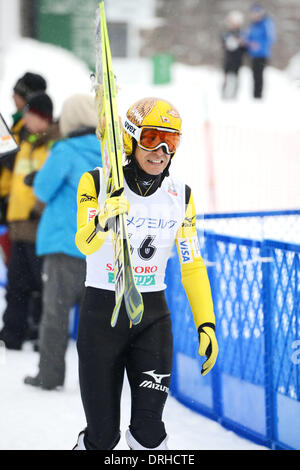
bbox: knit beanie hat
[59,94,97,137]
[25,92,53,122]
[13,72,47,100]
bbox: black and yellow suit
[74,166,216,450]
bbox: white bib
[85,168,186,292]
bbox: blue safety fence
[165,210,300,450]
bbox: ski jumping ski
[95,1,144,327]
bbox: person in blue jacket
[245,3,276,98]
[24,93,101,390]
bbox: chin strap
[160,158,172,183]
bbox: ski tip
[110,314,118,327]
[132,315,143,326]
[128,307,144,326]
[110,297,123,327]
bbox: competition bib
[86,169,186,292]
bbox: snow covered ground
[1,36,299,450]
[0,286,267,451]
[0,329,268,450]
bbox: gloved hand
[198,322,218,376]
[97,188,129,232]
[24,171,38,187]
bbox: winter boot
[0,327,22,350]
[125,429,168,450]
[73,430,86,450]
[24,373,62,391]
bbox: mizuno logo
[143,370,171,384]
[80,193,96,203]
[139,380,169,393]
[139,370,171,393]
[183,215,196,227]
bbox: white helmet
[226,10,244,28]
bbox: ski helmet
[122,97,182,157]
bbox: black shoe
[0,328,22,350]
[24,374,42,387]
[24,374,62,391]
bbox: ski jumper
[75,166,215,450]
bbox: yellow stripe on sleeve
[75,171,109,256]
[176,189,215,329]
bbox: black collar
[124,160,164,197]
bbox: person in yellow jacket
[0,72,47,263]
[0,92,59,350]
[73,97,218,451]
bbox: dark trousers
[77,288,173,450]
[1,240,43,344]
[252,57,267,98]
[38,253,86,388]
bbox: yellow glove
[198,323,218,376]
[97,188,129,232]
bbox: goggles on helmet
[123,118,181,155]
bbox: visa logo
[179,238,192,263]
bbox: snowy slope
[1,38,300,213]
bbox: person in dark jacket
[24,93,101,390]
[245,4,276,98]
[221,10,245,99]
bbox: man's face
[134,145,171,176]
[250,11,264,22]
[24,111,49,133]
[13,93,27,112]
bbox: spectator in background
[0,72,47,263]
[245,3,276,98]
[24,93,101,390]
[11,72,47,146]
[221,10,245,100]
[0,92,59,350]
